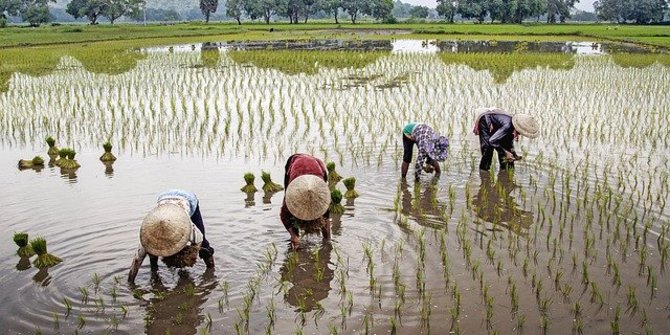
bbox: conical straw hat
[512,114,540,138]
[286,175,330,221]
[140,203,191,257]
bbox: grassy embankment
[1,22,669,49]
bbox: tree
[320,0,341,23]
[0,0,22,19]
[66,0,106,24]
[436,0,457,22]
[104,0,145,24]
[409,5,429,18]
[21,0,51,26]
[457,0,487,22]
[199,0,217,23]
[340,0,366,23]
[225,0,243,24]
[367,0,393,20]
[546,0,576,23]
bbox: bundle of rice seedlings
[59,148,81,170]
[161,245,199,268]
[329,189,344,215]
[327,162,342,189]
[261,170,283,192]
[46,136,59,156]
[18,156,45,169]
[241,172,257,193]
[99,141,117,162]
[14,232,35,257]
[342,177,359,199]
[55,148,68,167]
[291,217,327,235]
[30,237,63,269]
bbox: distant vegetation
[2,0,668,27]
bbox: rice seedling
[241,172,258,193]
[327,161,343,189]
[329,189,344,215]
[13,232,35,257]
[45,136,59,156]
[342,177,359,199]
[29,237,62,268]
[99,141,117,162]
[261,170,283,193]
[18,156,45,169]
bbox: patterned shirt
[412,124,449,180]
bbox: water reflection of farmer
[400,179,446,229]
[128,190,215,283]
[143,269,217,335]
[281,154,332,250]
[401,123,449,181]
[473,108,539,171]
[279,243,334,312]
[472,171,533,234]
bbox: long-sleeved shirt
[280,154,328,230]
[477,113,514,149]
[411,124,449,180]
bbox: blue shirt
[157,189,199,217]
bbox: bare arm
[128,245,147,284]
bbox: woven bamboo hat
[512,114,540,138]
[285,175,330,221]
[140,203,191,257]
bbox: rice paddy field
[1,39,669,335]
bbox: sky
[403,0,596,12]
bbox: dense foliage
[594,0,668,23]
[436,0,580,23]
[65,0,145,24]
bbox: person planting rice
[128,189,215,283]
[473,107,540,171]
[401,123,449,181]
[281,153,331,250]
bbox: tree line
[1,0,668,26]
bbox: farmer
[473,107,539,171]
[128,189,215,283]
[401,123,450,181]
[281,153,331,250]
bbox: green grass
[1,22,669,48]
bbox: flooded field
[1,39,669,334]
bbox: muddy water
[1,40,669,334]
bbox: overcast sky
[405,0,596,12]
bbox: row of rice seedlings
[2,52,668,200]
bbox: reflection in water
[244,192,256,207]
[227,48,390,75]
[102,161,114,177]
[472,171,533,235]
[59,167,78,183]
[47,154,58,167]
[0,45,145,92]
[439,51,575,83]
[200,43,221,69]
[263,191,279,204]
[16,257,32,271]
[400,178,446,228]
[68,46,146,75]
[32,268,52,286]
[279,243,334,312]
[143,269,217,335]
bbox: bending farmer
[473,108,539,171]
[128,189,215,283]
[281,154,331,250]
[401,123,449,181]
